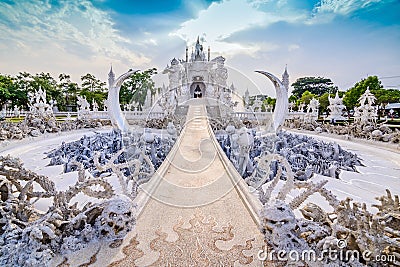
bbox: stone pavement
[52,101,265,266]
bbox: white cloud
[0,0,150,67]
[169,0,316,58]
[170,0,267,56]
[314,0,381,15]
[250,0,389,26]
[288,44,300,51]
[308,0,384,24]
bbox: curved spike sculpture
[255,70,288,132]
[108,69,139,132]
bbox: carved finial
[108,63,115,88]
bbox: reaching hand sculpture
[255,71,288,132]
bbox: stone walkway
[54,102,265,266]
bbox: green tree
[291,77,338,98]
[289,95,297,103]
[318,92,331,114]
[343,76,382,110]
[80,73,107,109]
[59,73,79,111]
[120,68,158,110]
[263,96,276,111]
[318,91,345,114]
[370,88,400,106]
[297,90,317,106]
[13,72,34,109]
[0,74,15,107]
[81,73,106,92]
[31,72,64,110]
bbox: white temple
[106,36,289,119]
[162,37,232,105]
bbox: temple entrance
[194,85,202,98]
[190,82,205,98]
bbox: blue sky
[0,0,399,96]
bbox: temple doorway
[190,82,205,98]
[194,85,202,98]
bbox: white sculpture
[108,69,138,132]
[162,58,183,92]
[250,96,263,112]
[103,99,109,111]
[95,195,135,240]
[298,103,305,112]
[157,87,177,118]
[77,95,90,119]
[210,56,228,99]
[255,71,288,132]
[13,105,20,118]
[143,88,153,111]
[244,89,250,110]
[77,96,90,112]
[304,98,319,123]
[49,99,58,113]
[327,91,347,122]
[66,112,72,121]
[256,154,400,266]
[288,102,294,113]
[27,87,53,117]
[132,101,139,111]
[92,99,99,112]
[353,87,377,126]
[166,122,177,139]
[237,127,254,176]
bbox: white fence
[234,112,273,121]
[4,108,277,124]
[80,111,165,120]
[286,112,305,120]
[1,110,166,120]
[2,110,79,118]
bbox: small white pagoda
[327,91,347,121]
[353,87,377,125]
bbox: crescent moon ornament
[255,70,288,132]
[108,69,139,132]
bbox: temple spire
[108,64,115,89]
[282,65,289,91]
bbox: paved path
[53,102,265,266]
